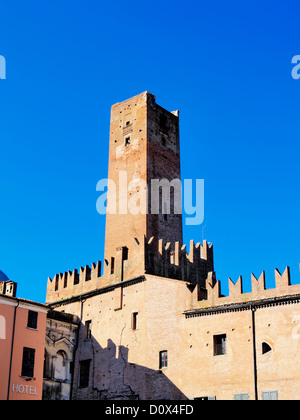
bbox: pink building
[0,274,47,400]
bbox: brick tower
[47,92,213,302]
[104,91,183,267]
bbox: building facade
[45,92,300,400]
[0,277,47,400]
[43,310,79,400]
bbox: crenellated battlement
[145,237,214,286]
[46,236,214,304]
[46,261,102,303]
[190,266,300,310]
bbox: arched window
[262,342,272,355]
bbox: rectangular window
[125,137,130,146]
[27,311,38,329]
[213,334,227,356]
[85,320,92,340]
[132,312,138,330]
[123,247,129,261]
[159,351,168,369]
[79,360,91,388]
[110,257,115,275]
[234,393,249,400]
[21,347,35,378]
[262,391,278,400]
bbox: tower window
[125,137,130,146]
[159,114,169,135]
[126,121,131,126]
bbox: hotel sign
[11,384,38,396]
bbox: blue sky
[0,0,299,302]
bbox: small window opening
[159,114,169,135]
[213,334,227,356]
[262,342,272,354]
[123,247,129,261]
[125,137,130,146]
[159,350,168,369]
[110,257,115,275]
[132,312,138,330]
[126,121,131,126]
[85,320,92,340]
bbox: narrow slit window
[125,137,130,146]
[132,312,138,330]
[111,257,115,275]
[123,247,129,261]
[85,320,92,340]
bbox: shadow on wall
[71,329,187,401]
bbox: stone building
[46,92,300,400]
[43,311,79,400]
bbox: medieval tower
[45,92,300,401]
[105,91,183,264]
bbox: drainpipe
[7,299,19,400]
[251,306,258,401]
